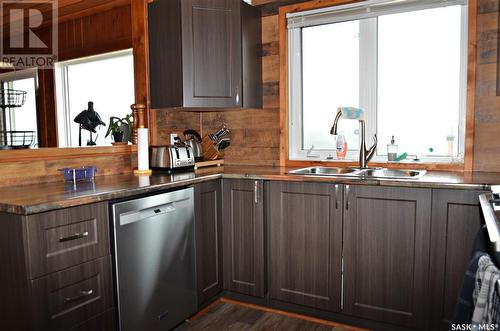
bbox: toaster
[150,145,195,170]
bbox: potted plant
[105,114,133,145]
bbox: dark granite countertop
[1,165,500,215]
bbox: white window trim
[288,1,468,163]
[55,49,133,147]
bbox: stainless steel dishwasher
[111,187,196,331]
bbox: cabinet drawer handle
[59,231,89,243]
[335,184,339,209]
[345,185,350,210]
[64,289,93,304]
[254,181,259,204]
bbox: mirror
[0,1,136,150]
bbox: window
[0,68,39,147]
[288,0,468,162]
[55,49,135,147]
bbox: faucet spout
[359,120,377,169]
[330,110,343,136]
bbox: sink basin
[359,168,426,179]
[288,167,359,176]
[288,166,426,180]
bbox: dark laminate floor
[174,301,365,331]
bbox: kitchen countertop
[1,165,500,215]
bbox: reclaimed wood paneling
[474,0,500,171]
[155,110,201,145]
[0,146,137,187]
[58,4,132,61]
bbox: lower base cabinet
[268,181,343,312]
[221,180,483,330]
[221,179,265,297]
[428,189,484,330]
[0,202,114,331]
[342,185,432,329]
[0,179,485,331]
[194,180,223,306]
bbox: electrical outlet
[170,133,179,145]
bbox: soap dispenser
[387,136,398,161]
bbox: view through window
[56,49,135,147]
[289,1,467,162]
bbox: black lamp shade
[74,101,106,133]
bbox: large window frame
[55,49,135,147]
[285,0,472,166]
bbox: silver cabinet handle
[345,185,350,210]
[335,184,340,209]
[254,181,259,204]
[59,231,89,243]
[64,289,93,304]
[235,86,240,104]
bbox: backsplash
[0,151,136,187]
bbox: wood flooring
[174,298,369,331]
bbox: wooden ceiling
[1,0,131,34]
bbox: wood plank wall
[154,0,500,172]
[0,148,137,187]
[474,0,500,172]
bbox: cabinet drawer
[31,256,114,331]
[26,202,110,278]
[67,309,116,331]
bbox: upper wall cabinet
[148,0,262,109]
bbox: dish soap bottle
[336,133,347,160]
[387,136,398,161]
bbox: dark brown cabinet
[428,189,485,330]
[342,185,432,329]
[148,0,262,109]
[0,202,114,331]
[268,181,343,311]
[194,180,223,306]
[222,179,265,297]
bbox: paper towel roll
[137,128,149,171]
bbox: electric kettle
[183,129,203,161]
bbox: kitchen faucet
[330,107,378,169]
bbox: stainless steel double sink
[289,167,426,180]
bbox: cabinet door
[343,185,432,329]
[181,0,242,108]
[222,179,264,297]
[428,189,484,330]
[268,182,343,311]
[194,180,223,306]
